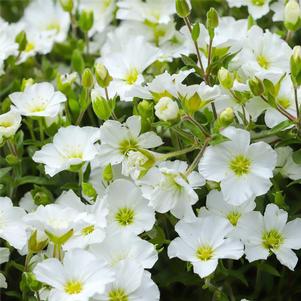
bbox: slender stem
[6,139,18,157]
[38,118,45,142]
[36,291,41,301]
[185,138,210,175]
[76,89,90,125]
[183,17,206,79]
[241,105,248,127]
[182,115,210,137]
[159,145,198,161]
[104,87,110,101]
[294,86,300,120]
[24,252,33,272]
[69,12,77,37]
[85,32,90,55]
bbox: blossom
[104,179,156,234]
[168,216,244,278]
[154,97,179,121]
[9,82,66,117]
[0,108,21,139]
[32,126,100,176]
[34,249,114,301]
[0,248,9,288]
[0,197,27,250]
[139,160,205,220]
[199,126,277,205]
[95,260,159,301]
[98,115,162,166]
[237,204,301,270]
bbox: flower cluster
[1,0,301,300]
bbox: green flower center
[0,121,12,128]
[229,155,251,176]
[109,288,128,301]
[262,229,284,250]
[227,211,241,226]
[115,207,135,226]
[196,245,214,261]
[81,225,95,236]
[257,55,270,69]
[125,68,139,85]
[64,280,83,295]
[119,139,138,155]
[252,0,265,6]
[277,98,291,109]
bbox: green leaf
[192,23,200,41]
[293,149,301,164]
[0,167,12,178]
[15,176,58,187]
[258,262,280,277]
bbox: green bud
[28,230,48,253]
[56,72,77,92]
[218,67,234,89]
[59,0,73,12]
[31,186,53,206]
[82,68,94,89]
[82,182,97,199]
[102,164,113,182]
[5,154,19,165]
[15,31,27,52]
[291,46,301,86]
[78,9,94,33]
[175,0,191,18]
[137,100,154,118]
[95,64,112,88]
[206,8,219,39]
[91,90,115,120]
[71,50,85,73]
[220,107,234,125]
[284,0,301,31]
[21,78,34,91]
[249,77,264,96]
[206,180,220,191]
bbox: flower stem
[159,145,198,161]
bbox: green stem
[38,118,45,142]
[185,138,210,175]
[182,115,210,137]
[159,146,198,161]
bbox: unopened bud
[59,0,73,12]
[249,77,264,96]
[218,67,234,89]
[176,0,191,18]
[78,9,94,32]
[91,89,114,120]
[95,64,112,88]
[284,0,301,31]
[291,46,301,86]
[154,97,179,121]
[71,49,84,73]
[102,164,113,182]
[15,31,27,52]
[220,107,234,124]
[206,8,219,39]
[82,68,94,89]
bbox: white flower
[233,26,292,80]
[0,248,9,288]
[21,0,70,43]
[138,160,205,220]
[198,126,277,205]
[0,197,27,250]
[56,190,108,250]
[34,249,114,301]
[275,147,301,180]
[0,108,21,139]
[105,179,156,234]
[19,191,37,213]
[99,36,161,101]
[237,204,301,270]
[79,0,116,36]
[24,203,80,239]
[199,190,256,235]
[98,115,162,166]
[227,0,272,19]
[90,230,158,268]
[33,126,100,176]
[168,216,244,278]
[117,0,175,24]
[154,97,179,121]
[9,82,66,117]
[94,260,159,301]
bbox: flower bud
[15,30,27,52]
[206,8,219,39]
[284,0,301,31]
[81,68,94,89]
[59,0,73,12]
[220,107,234,124]
[95,64,112,88]
[102,164,113,182]
[154,97,179,121]
[28,230,48,253]
[248,77,264,96]
[32,186,53,206]
[78,9,94,33]
[291,46,301,86]
[175,0,191,18]
[91,89,115,120]
[21,78,34,91]
[57,72,77,92]
[218,67,234,89]
[82,182,97,199]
